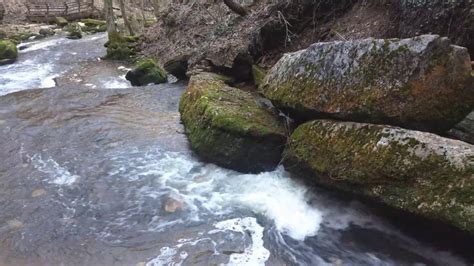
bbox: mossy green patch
[105,34,139,60]
[9,32,36,43]
[252,65,267,88]
[0,40,18,64]
[80,19,107,33]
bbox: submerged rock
[179,72,286,173]
[0,40,18,65]
[125,59,167,86]
[283,120,474,233]
[262,35,473,132]
[163,196,186,213]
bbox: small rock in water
[193,175,209,183]
[7,219,23,229]
[31,188,47,198]
[163,196,185,213]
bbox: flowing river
[0,33,472,265]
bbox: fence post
[77,0,81,13]
[64,2,68,16]
[46,3,49,17]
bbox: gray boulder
[261,35,473,132]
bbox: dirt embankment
[141,0,473,81]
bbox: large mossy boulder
[65,23,83,39]
[125,59,167,86]
[179,72,287,173]
[80,19,107,33]
[262,35,473,132]
[0,40,18,65]
[283,120,474,232]
[55,17,68,27]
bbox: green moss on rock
[104,34,139,60]
[179,72,287,173]
[55,17,68,27]
[125,59,167,86]
[65,23,83,39]
[9,31,36,43]
[80,19,107,33]
[284,120,474,232]
[0,40,18,65]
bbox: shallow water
[0,33,131,95]
[0,34,472,266]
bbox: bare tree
[223,0,248,16]
[151,0,161,20]
[104,0,119,40]
[119,0,135,35]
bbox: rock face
[0,39,17,65]
[179,72,286,173]
[449,111,474,144]
[262,35,473,132]
[283,120,474,232]
[125,59,167,86]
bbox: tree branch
[223,0,248,16]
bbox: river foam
[107,148,323,241]
[30,154,79,185]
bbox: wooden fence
[26,0,98,22]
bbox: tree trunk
[139,0,146,22]
[119,0,134,35]
[151,0,161,20]
[104,0,118,40]
[223,0,248,16]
